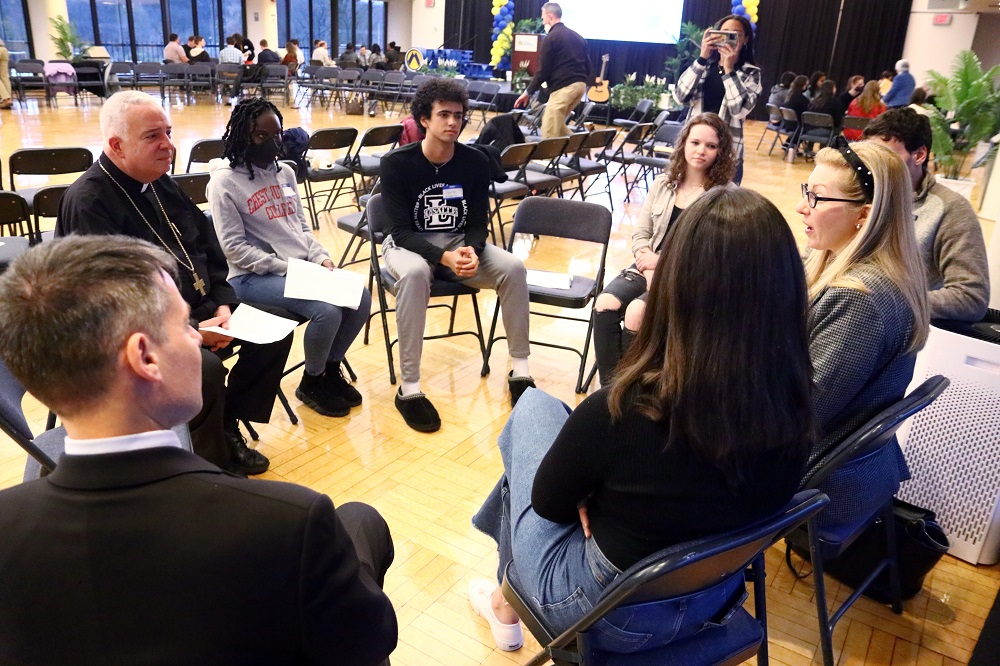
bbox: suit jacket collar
[46,446,228,490]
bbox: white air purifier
[897,324,1000,565]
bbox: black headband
[834,136,875,202]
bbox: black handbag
[345,95,364,116]
[786,498,949,604]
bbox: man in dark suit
[0,236,398,665]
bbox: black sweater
[379,142,491,265]
[526,22,591,96]
[531,387,806,570]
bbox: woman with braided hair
[208,97,372,418]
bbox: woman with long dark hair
[592,113,735,386]
[674,14,761,184]
[208,97,372,419]
[806,70,827,100]
[468,186,814,653]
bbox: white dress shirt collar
[64,429,183,456]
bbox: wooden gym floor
[0,89,996,665]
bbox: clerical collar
[99,153,153,195]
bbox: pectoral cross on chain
[192,273,207,296]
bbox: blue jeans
[231,272,372,376]
[472,389,731,654]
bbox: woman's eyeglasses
[800,183,867,209]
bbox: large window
[277,0,388,57]
[72,0,244,62]
[0,0,32,61]
[167,0,194,42]
[67,0,96,47]
[133,0,167,62]
[95,0,133,61]
[354,0,368,48]
[313,0,332,47]
[371,0,385,51]
[337,0,352,51]
[195,0,222,54]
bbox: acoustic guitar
[587,54,611,103]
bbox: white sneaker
[468,578,524,651]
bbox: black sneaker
[225,428,270,475]
[325,361,363,407]
[394,389,441,432]
[508,372,536,408]
[296,372,350,417]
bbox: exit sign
[933,14,953,25]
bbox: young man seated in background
[863,107,990,322]
[379,79,535,433]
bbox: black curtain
[449,0,912,120]
[828,0,913,87]
[444,0,495,62]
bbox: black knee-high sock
[593,308,624,388]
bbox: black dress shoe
[225,429,270,475]
[508,372,536,408]
[394,389,441,432]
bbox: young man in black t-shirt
[380,79,535,433]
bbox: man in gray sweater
[865,108,990,322]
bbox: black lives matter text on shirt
[410,183,469,233]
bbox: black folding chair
[0,360,57,474]
[32,186,69,243]
[0,191,39,245]
[482,197,612,393]
[184,139,225,174]
[505,489,830,666]
[335,124,404,194]
[9,147,93,214]
[757,103,784,151]
[786,375,949,666]
[302,127,360,229]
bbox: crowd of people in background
[161,33,406,75]
[768,59,933,151]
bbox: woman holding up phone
[674,14,761,184]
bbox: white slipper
[468,578,524,651]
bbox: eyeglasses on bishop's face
[800,183,867,209]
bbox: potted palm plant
[925,50,1000,201]
[50,15,88,61]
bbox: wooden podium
[511,33,544,74]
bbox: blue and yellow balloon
[489,0,516,68]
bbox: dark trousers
[189,334,294,468]
[337,501,395,666]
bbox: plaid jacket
[673,58,762,159]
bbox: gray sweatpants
[382,233,530,383]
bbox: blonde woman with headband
[798,138,928,526]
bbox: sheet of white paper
[199,305,298,345]
[283,258,366,308]
[526,269,572,290]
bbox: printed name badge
[281,184,297,198]
[441,185,464,200]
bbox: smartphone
[705,29,739,49]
